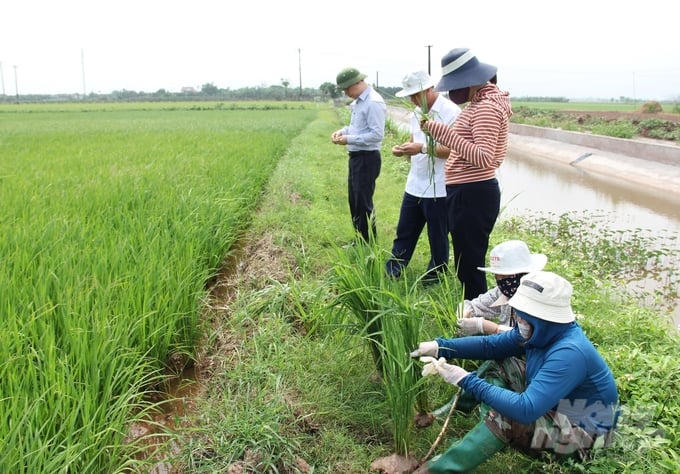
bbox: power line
[0,61,5,95]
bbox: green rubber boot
[426,420,506,473]
[432,390,478,418]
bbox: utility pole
[0,61,5,95]
[81,48,87,97]
[13,65,18,100]
[426,45,433,75]
[298,48,302,99]
[375,71,379,89]
[632,71,636,105]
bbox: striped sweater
[426,84,513,184]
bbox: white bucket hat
[395,70,435,97]
[508,271,575,323]
[477,240,547,275]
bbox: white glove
[410,340,438,358]
[457,317,485,336]
[419,356,470,386]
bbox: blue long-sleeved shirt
[340,86,386,152]
[435,314,618,436]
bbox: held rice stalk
[413,91,439,197]
[329,241,430,456]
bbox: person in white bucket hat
[458,240,547,335]
[386,70,461,283]
[410,271,619,473]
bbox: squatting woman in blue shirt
[410,271,619,474]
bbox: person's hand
[392,145,405,157]
[410,340,438,358]
[419,356,470,385]
[457,317,485,336]
[419,118,430,133]
[456,301,471,319]
[331,131,347,145]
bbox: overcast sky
[2,0,679,100]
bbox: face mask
[517,320,532,340]
[448,87,470,104]
[497,274,522,298]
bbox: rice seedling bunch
[329,241,442,456]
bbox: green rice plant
[0,104,318,472]
[376,299,428,456]
[328,241,391,373]
[327,240,468,456]
[510,101,644,113]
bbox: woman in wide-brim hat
[420,48,513,300]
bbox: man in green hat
[331,67,386,243]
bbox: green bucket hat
[336,67,367,90]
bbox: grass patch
[168,104,680,473]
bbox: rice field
[510,100,663,112]
[0,102,318,473]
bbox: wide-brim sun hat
[508,271,575,323]
[336,67,368,90]
[477,240,547,275]
[435,48,497,92]
[395,70,435,97]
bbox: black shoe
[421,275,440,287]
[385,260,402,279]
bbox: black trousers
[386,192,449,278]
[446,179,500,299]
[348,150,381,242]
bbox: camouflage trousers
[478,357,614,461]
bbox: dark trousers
[386,192,449,277]
[348,150,381,242]
[446,179,500,299]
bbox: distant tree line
[0,81,344,103]
[511,96,570,103]
[0,80,426,104]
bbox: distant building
[181,86,196,93]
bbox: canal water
[497,146,680,329]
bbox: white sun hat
[477,240,547,275]
[508,271,576,323]
[395,70,435,98]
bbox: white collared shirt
[405,94,461,198]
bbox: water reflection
[499,149,680,232]
[498,147,680,328]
